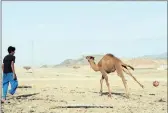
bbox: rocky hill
[139,52,167,59]
[56,53,167,68]
[40,52,167,69]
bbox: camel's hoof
[141,85,144,89]
[108,94,112,98]
[126,95,129,99]
[123,94,129,99]
[99,93,103,96]
[100,94,103,96]
[99,91,103,96]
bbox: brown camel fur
[86,53,144,98]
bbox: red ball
[153,81,159,87]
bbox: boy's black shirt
[3,54,15,73]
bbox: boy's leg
[2,73,9,100]
[9,73,18,95]
[9,80,18,95]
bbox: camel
[86,54,144,98]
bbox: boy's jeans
[2,72,18,99]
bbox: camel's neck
[89,60,99,72]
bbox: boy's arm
[11,56,16,78]
[11,61,17,80]
[11,61,15,74]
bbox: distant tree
[23,66,31,71]
[73,65,80,69]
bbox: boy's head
[8,46,15,55]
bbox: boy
[1,46,18,103]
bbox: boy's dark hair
[8,46,15,53]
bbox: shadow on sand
[7,93,40,100]
[16,93,40,98]
[17,85,32,88]
[92,91,125,97]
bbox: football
[153,81,159,87]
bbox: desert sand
[2,64,167,113]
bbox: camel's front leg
[100,70,111,97]
[104,75,111,97]
[100,76,104,96]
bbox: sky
[2,1,167,67]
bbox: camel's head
[86,56,95,62]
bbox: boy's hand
[13,73,17,80]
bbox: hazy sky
[2,1,167,66]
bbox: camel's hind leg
[100,76,104,96]
[123,68,144,88]
[116,65,129,98]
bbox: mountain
[140,52,167,59]
[52,52,167,67]
[54,55,104,67]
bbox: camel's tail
[122,63,134,71]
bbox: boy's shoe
[1,99,6,103]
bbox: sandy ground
[2,66,167,113]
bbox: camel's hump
[106,53,115,57]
